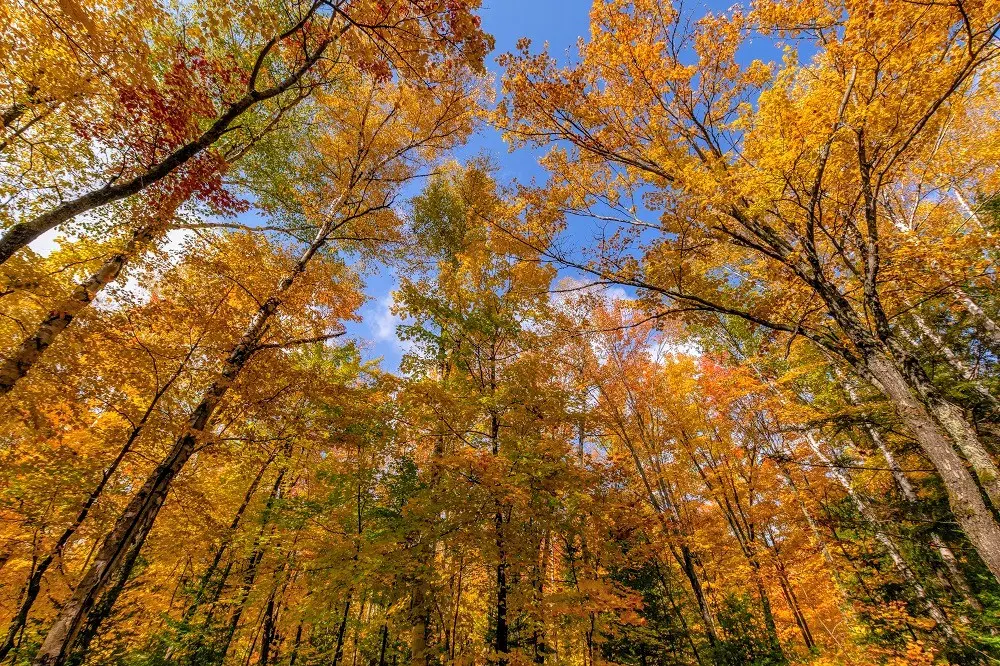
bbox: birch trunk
[0,221,159,395]
[803,434,957,640]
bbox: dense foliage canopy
[2,0,1000,664]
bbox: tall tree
[499,0,1000,582]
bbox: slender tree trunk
[289,622,303,666]
[803,433,957,640]
[846,386,983,611]
[770,550,815,651]
[602,392,721,648]
[0,436,135,662]
[491,409,508,666]
[377,623,388,666]
[649,555,704,665]
[30,220,335,666]
[450,555,464,664]
[532,531,547,666]
[0,336,201,662]
[217,469,288,666]
[678,545,718,650]
[182,454,276,627]
[776,466,836,568]
[752,568,783,660]
[952,287,1000,351]
[494,509,509,666]
[333,594,353,666]
[902,317,999,411]
[683,442,780,657]
[410,333,454,666]
[257,592,278,666]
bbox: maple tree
[499,0,1000,594]
[3,0,1000,664]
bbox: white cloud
[361,290,414,368]
[645,336,702,363]
[371,293,402,342]
[27,227,61,257]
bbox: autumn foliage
[2,0,1000,664]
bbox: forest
[2,0,1000,664]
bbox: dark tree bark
[0,4,341,266]
[332,594,352,666]
[257,592,278,666]
[181,454,276,626]
[30,218,337,666]
[377,623,388,666]
[494,511,509,666]
[289,622,304,666]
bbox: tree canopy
[2,1,1000,664]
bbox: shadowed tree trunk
[842,381,983,611]
[332,594,352,666]
[30,217,340,666]
[0,331,206,662]
[65,538,145,666]
[802,432,957,641]
[216,468,289,665]
[377,623,388,666]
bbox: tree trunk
[0,222,163,395]
[0,434,135,662]
[409,587,429,666]
[532,532,547,666]
[803,433,957,640]
[770,549,815,651]
[182,454,276,626]
[258,592,278,666]
[377,623,388,666]
[863,352,1000,583]
[602,392,721,648]
[855,404,983,611]
[289,622,304,666]
[217,469,288,666]
[30,220,333,666]
[752,571,784,661]
[903,317,999,411]
[333,594,352,666]
[649,555,704,665]
[64,537,145,666]
[682,440,780,658]
[494,509,509,666]
[953,287,1000,351]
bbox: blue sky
[21,0,788,370]
[352,0,597,370]
[353,0,787,371]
